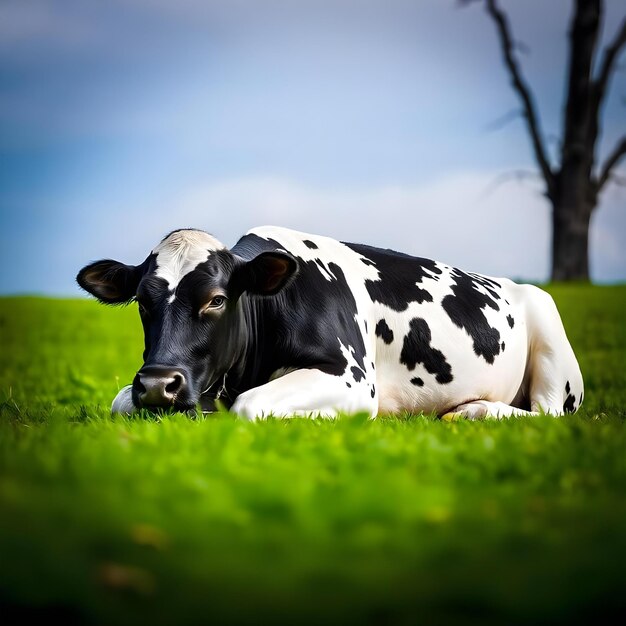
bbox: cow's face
[77,230,297,411]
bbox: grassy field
[0,285,625,625]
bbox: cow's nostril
[166,374,183,394]
[136,367,187,408]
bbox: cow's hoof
[111,385,136,415]
[441,412,461,422]
[443,401,498,421]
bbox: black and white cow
[77,226,583,420]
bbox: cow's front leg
[231,368,377,420]
[111,384,136,414]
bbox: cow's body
[78,226,583,420]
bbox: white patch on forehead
[152,229,226,292]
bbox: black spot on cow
[507,314,515,329]
[371,361,375,370]
[314,259,327,274]
[346,382,351,388]
[469,272,501,301]
[361,258,376,267]
[303,239,318,249]
[505,299,509,305]
[400,318,453,384]
[351,366,365,383]
[364,320,368,334]
[501,341,505,351]
[563,380,576,413]
[375,319,394,344]
[442,268,502,364]
[563,394,576,413]
[371,385,376,398]
[579,392,584,405]
[411,377,424,387]
[344,242,441,312]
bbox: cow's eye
[200,296,226,314]
[137,301,148,316]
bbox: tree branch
[597,135,626,191]
[482,169,542,198]
[484,0,555,198]
[483,107,522,132]
[594,15,626,103]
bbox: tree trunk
[550,0,599,283]
[550,197,593,281]
[481,0,626,282]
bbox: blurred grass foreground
[0,285,625,625]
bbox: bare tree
[473,0,626,281]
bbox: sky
[1,0,624,296]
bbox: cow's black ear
[240,252,298,296]
[77,260,141,304]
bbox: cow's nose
[136,366,187,408]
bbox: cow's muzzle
[133,365,191,410]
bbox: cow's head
[77,229,297,412]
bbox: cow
[77,226,583,420]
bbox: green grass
[1,286,625,625]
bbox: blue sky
[1,0,624,295]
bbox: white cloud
[160,172,554,281]
[13,170,625,296]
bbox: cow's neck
[226,292,290,401]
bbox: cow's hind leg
[523,285,584,415]
[444,286,584,422]
[230,368,377,420]
[442,400,539,421]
